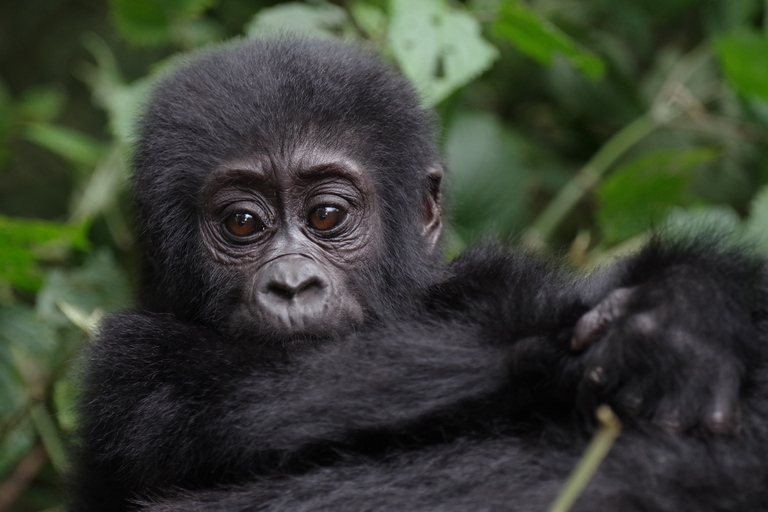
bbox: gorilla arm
[70,239,767,510]
[71,250,576,509]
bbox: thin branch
[547,405,623,512]
[524,44,716,247]
[524,114,658,247]
[0,443,48,512]
[29,403,67,474]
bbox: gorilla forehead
[136,39,438,186]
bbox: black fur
[69,39,768,511]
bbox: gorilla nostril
[267,277,323,301]
[296,276,324,295]
[267,281,295,300]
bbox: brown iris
[225,212,263,237]
[308,206,346,231]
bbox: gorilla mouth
[283,332,333,348]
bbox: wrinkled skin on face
[130,40,445,344]
[199,150,382,342]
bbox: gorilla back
[69,38,768,511]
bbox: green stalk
[547,405,623,512]
[524,114,658,247]
[29,403,67,473]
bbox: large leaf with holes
[389,0,498,106]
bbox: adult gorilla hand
[570,267,760,435]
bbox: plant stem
[547,405,623,512]
[524,114,658,246]
[29,403,67,474]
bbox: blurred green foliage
[2,0,768,509]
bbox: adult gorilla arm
[69,239,767,511]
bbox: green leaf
[444,111,531,244]
[37,249,130,329]
[109,0,214,46]
[23,123,105,167]
[0,308,27,414]
[596,149,718,244]
[350,1,387,40]
[70,145,129,222]
[0,306,58,364]
[389,0,498,106]
[705,0,762,34]
[54,377,79,432]
[17,87,66,123]
[245,2,353,39]
[714,33,768,103]
[80,35,153,145]
[0,217,89,293]
[0,422,35,479]
[493,0,605,80]
[105,82,152,147]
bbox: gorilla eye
[308,206,346,231]
[225,212,264,237]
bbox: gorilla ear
[421,166,443,248]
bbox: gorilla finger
[654,409,684,433]
[705,364,742,434]
[576,369,611,414]
[653,395,699,434]
[571,287,636,352]
[588,366,606,387]
[615,383,650,417]
[571,309,606,352]
[579,365,623,403]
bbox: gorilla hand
[571,265,760,435]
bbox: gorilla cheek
[248,254,364,336]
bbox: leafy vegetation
[2,0,768,509]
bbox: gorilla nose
[267,277,322,300]
[254,255,332,331]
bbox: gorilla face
[131,40,443,337]
[198,148,383,342]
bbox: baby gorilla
[69,39,768,511]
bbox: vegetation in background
[2,0,768,509]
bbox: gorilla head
[132,39,444,343]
